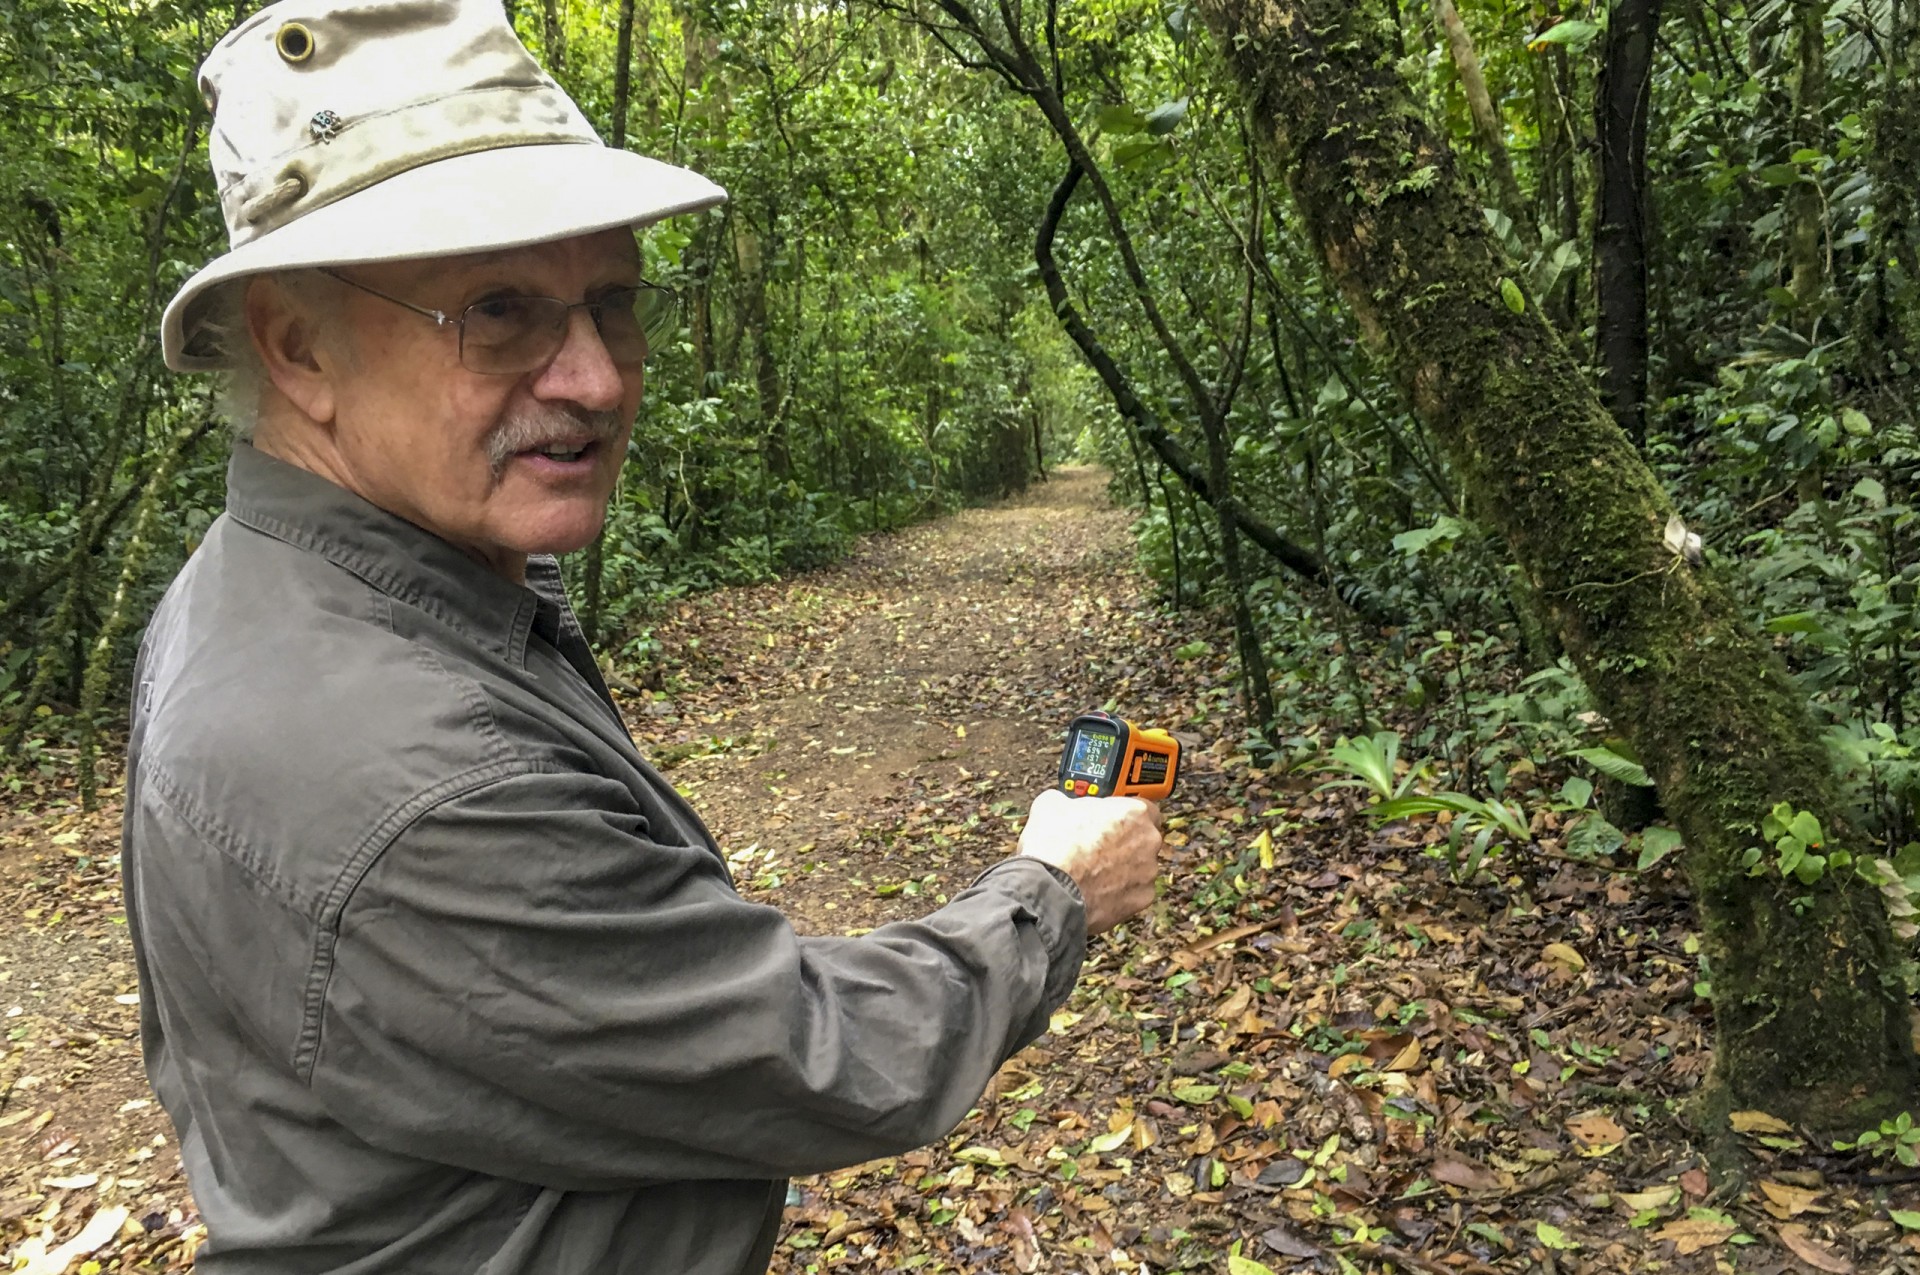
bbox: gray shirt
[122,445,1087,1274]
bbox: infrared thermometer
[1057,710,1179,801]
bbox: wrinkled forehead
[367,228,643,289]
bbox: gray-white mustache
[485,407,624,473]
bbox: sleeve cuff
[969,857,1088,1011]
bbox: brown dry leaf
[1542,942,1586,972]
[1384,1037,1423,1072]
[1777,1223,1853,1273]
[1003,1207,1040,1274]
[1329,1053,1368,1080]
[1730,1110,1794,1135]
[1680,1167,1710,1198]
[1431,1153,1503,1192]
[1653,1218,1736,1255]
[1759,1180,1826,1220]
[1215,984,1253,1020]
[1566,1112,1626,1154]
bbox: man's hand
[1018,788,1162,934]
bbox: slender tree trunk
[1431,0,1531,240]
[737,214,790,480]
[610,0,637,149]
[1787,0,1828,313]
[1196,0,1918,1129]
[1594,0,1662,445]
[580,0,642,648]
[540,0,567,77]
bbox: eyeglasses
[318,268,678,375]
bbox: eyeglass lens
[458,286,678,375]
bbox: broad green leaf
[1144,97,1190,135]
[1536,1222,1579,1250]
[1528,18,1600,49]
[1567,814,1626,859]
[1392,515,1466,556]
[1638,827,1684,871]
[1568,747,1653,788]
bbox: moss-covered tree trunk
[1194,0,1917,1127]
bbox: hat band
[216,82,601,248]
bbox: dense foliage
[3,0,1918,887]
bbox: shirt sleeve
[306,767,1087,1189]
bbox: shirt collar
[224,443,564,664]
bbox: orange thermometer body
[1057,710,1179,801]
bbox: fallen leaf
[1536,1221,1580,1250]
[1680,1167,1710,1198]
[1329,1053,1369,1080]
[1260,1226,1321,1260]
[1567,1112,1626,1154]
[1617,1185,1681,1212]
[1778,1223,1853,1273]
[15,1205,130,1275]
[1542,942,1586,972]
[1730,1110,1794,1135]
[1384,1037,1423,1072]
[953,1145,1004,1167]
[41,1174,99,1190]
[1759,1180,1826,1220]
[1653,1217,1736,1255]
[1215,985,1253,1020]
[1431,1153,1503,1192]
[1254,1158,1309,1188]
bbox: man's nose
[532,308,630,410]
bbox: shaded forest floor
[1,466,1916,1274]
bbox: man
[127,1,1163,1272]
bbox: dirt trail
[631,464,1155,938]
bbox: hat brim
[162,143,727,371]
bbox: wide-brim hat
[163,0,727,372]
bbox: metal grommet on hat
[275,21,315,63]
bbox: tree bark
[1195,0,1918,1128]
[1431,0,1531,240]
[1594,0,1661,445]
[1786,0,1828,312]
[540,0,567,77]
[580,0,642,647]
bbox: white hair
[203,271,343,442]
[202,280,270,442]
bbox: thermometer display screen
[1066,729,1118,782]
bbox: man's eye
[470,296,531,322]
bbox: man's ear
[245,273,341,425]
